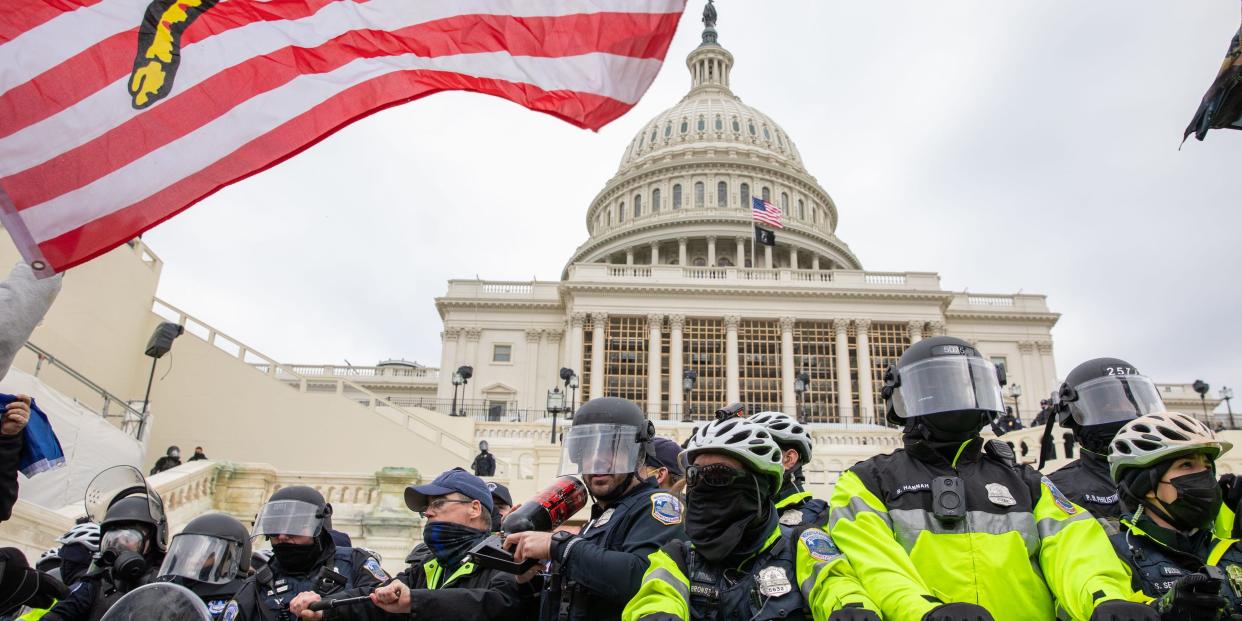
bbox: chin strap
[1037,413,1059,470]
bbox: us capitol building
[434,15,1060,426]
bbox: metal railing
[23,341,146,435]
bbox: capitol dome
[565,9,861,274]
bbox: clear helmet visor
[559,423,642,476]
[85,466,165,526]
[1069,375,1165,426]
[158,534,242,585]
[101,527,147,555]
[251,500,324,538]
[893,357,1005,418]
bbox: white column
[735,237,745,268]
[544,330,563,408]
[725,315,741,404]
[812,255,820,271]
[525,330,543,410]
[855,319,874,425]
[438,328,461,401]
[764,245,773,269]
[678,237,688,266]
[568,313,586,379]
[1038,341,1057,401]
[650,242,660,266]
[647,314,663,418]
[1018,340,1037,421]
[590,313,608,399]
[834,319,853,424]
[707,236,717,266]
[625,248,634,265]
[907,320,924,344]
[789,246,799,270]
[464,328,481,402]
[669,315,685,419]
[780,317,796,416]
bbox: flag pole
[750,226,756,271]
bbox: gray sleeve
[0,262,62,381]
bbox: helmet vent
[1154,425,1190,442]
[1133,439,1163,452]
[1113,442,1132,455]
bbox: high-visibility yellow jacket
[828,436,1143,621]
[622,524,876,621]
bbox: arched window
[680,118,688,134]
[740,183,750,208]
[634,194,642,217]
[694,182,704,208]
[697,116,705,131]
[748,120,756,136]
[762,186,771,202]
[619,201,626,222]
[763,126,771,141]
[715,115,723,131]
[798,199,805,220]
[692,257,706,267]
[673,184,682,209]
[717,181,727,207]
[652,188,661,213]
[781,192,789,212]
[664,121,672,138]
[732,118,740,132]
[717,256,734,267]
[650,128,657,143]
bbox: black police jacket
[0,432,19,523]
[321,543,538,621]
[1111,516,1242,613]
[544,478,687,621]
[224,544,385,621]
[157,575,246,619]
[1048,449,1122,531]
[42,564,160,621]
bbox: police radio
[931,476,966,524]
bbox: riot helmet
[166,446,180,459]
[1057,358,1165,430]
[252,486,332,541]
[159,512,251,585]
[86,466,169,554]
[559,397,654,477]
[882,336,1005,439]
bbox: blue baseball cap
[645,436,685,477]
[404,467,494,514]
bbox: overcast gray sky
[145,1,1242,401]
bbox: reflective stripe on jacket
[827,437,1141,621]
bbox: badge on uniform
[1226,564,1242,599]
[222,600,239,621]
[799,528,841,562]
[208,600,227,616]
[363,556,389,581]
[1041,476,1079,515]
[757,566,792,597]
[779,508,804,526]
[591,507,616,530]
[986,483,1016,507]
[650,493,683,525]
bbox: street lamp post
[681,369,698,422]
[560,368,579,419]
[450,372,463,418]
[547,387,566,444]
[1221,386,1235,430]
[453,365,473,417]
[794,371,809,423]
[1193,380,1211,426]
[1009,384,1023,423]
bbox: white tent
[1,367,144,513]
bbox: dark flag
[1185,13,1242,142]
[755,226,776,247]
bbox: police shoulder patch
[799,528,841,562]
[207,599,227,616]
[363,556,389,581]
[222,600,239,621]
[650,492,683,525]
[1041,475,1079,515]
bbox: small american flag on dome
[751,196,783,229]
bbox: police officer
[1108,412,1241,620]
[748,411,827,528]
[640,437,684,491]
[157,512,251,619]
[828,336,1151,621]
[1045,358,1168,530]
[624,417,878,621]
[504,397,687,621]
[223,486,386,621]
[43,486,170,620]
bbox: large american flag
[751,196,783,229]
[0,0,687,275]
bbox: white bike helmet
[57,522,102,552]
[1109,412,1232,481]
[680,418,784,490]
[747,411,813,465]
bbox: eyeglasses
[685,463,749,488]
[420,498,474,516]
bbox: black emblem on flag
[754,226,775,247]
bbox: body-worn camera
[932,476,966,524]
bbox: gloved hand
[1151,573,1227,621]
[921,603,994,621]
[1221,474,1242,510]
[828,603,881,621]
[1089,600,1160,621]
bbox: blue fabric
[1,393,64,476]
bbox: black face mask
[1076,421,1129,455]
[918,412,985,442]
[102,550,148,583]
[422,521,489,568]
[685,475,766,563]
[1159,470,1223,531]
[272,542,321,574]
